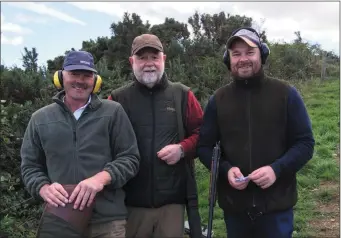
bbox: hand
[68,172,109,210]
[39,183,69,207]
[227,167,249,190]
[157,144,182,165]
[248,166,276,189]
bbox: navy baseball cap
[63,51,97,73]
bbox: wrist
[178,144,185,158]
[39,184,50,197]
[270,164,280,179]
[269,165,278,179]
[95,171,112,185]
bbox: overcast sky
[1,1,339,68]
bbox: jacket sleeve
[197,95,232,177]
[180,90,203,159]
[270,86,315,178]
[20,115,51,200]
[103,104,140,189]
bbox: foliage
[0,10,339,237]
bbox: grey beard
[134,71,163,88]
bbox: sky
[1,1,339,68]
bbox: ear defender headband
[52,70,103,94]
[223,27,270,70]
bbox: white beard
[133,67,164,88]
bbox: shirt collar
[62,95,92,109]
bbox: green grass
[193,78,340,237]
[316,188,337,203]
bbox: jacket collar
[232,68,267,89]
[52,90,102,111]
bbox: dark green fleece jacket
[20,91,140,223]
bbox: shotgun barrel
[207,142,221,238]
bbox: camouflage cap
[131,34,163,55]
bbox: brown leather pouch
[43,184,94,233]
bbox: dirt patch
[309,146,340,238]
[309,181,339,237]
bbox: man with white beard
[108,34,204,238]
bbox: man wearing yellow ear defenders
[20,50,140,238]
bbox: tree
[107,12,151,72]
[150,18,190,46]
[188,11,202,39]
[46,48,76,72]
[216,13,253,46]
[294,31,303,44]
[149,18,190,63]
[81,37,110,64]
[47,55,64,72]
[21,47,38,73]
[188,11,254,48]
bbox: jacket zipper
[61,100,89,184]
[70,109,88,183]
[74,109,89,182]
[247,90,255,208]
[70,113,78,184]
[150,91,155,207]
[72,127,77,183]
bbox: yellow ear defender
[52,70,102,94]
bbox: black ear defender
[52,70,103,93]
[223,27,270,70]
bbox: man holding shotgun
[197,27,315,238]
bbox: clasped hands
[39,171,110,210]
[228,166,277,190]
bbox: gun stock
[207,142,221,238]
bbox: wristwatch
[179,144,185,158]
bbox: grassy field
[194,78,340,237]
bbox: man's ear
[129,56,134,66]
[163,54,167,62]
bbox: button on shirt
[63,95,91,120]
